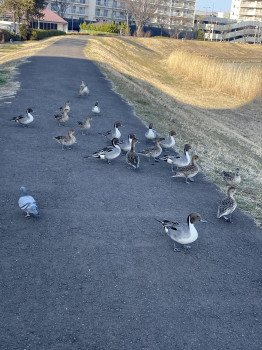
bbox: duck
[53,129,76,150]
[161,144,192,171]
[171,155,199,183]
[160,130,177,150]
[64,100,70,112]
[18,186,39,217]
[78,116,92,135]
[92,101,100,114]
[126,137,140,169]
[11,108,34,126]
[78,81,89,96]
[119,133,136,152]
[217,187,237,223]
[102,121,122,140]
[85,138,121,163]
[145,123,157,141]
[156,213,207,252]
[138,138,165,161]
[221,168,241,186]
[54,107,69,125]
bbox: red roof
[39,9,68,24]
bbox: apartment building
[230,0,262,21]
[47,0,196,31]
[153,0,196,31]
[47,0,96,23]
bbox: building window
[71,6,76,13]
[96,8,101,15]
[79,6,85,14]
[104,9,108,16]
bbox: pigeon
[18,186,39,217]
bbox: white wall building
[230,0,241,19]
[230,0,262,21]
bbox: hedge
[30,29,66,40]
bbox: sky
[196,0,231,13]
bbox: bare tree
[123,0,158,36]
[52,0,70,18]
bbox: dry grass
[0,36,63,65]
[167,50,262,100]
[83,36,262,225]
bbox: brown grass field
[83,37,262,225]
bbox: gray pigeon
[18,186,39,217]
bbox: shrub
[0,29,21,42]
[79,21,130,34]
[30,29,66,40]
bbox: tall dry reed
[167,50,262,100]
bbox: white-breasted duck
[54,129,76,150]
[78,81,90,96]
[92,101,100,114]
[171,155,199,183]
[11,108,34,126]
[126,137,140,169]
[64,100,70,112]
[217,187,237,223]
[119,133,136,152]
[160,130,177,149]
[156,213,207,252]
[138,138,165,161]
[103,121,122,140]
[221,168,241,186]
[87,137,121,163]
[161,144,192,171]
[78,116,92,135]
[145,123,156,141]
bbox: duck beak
[200,219,208,223]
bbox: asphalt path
[1,38,262,350]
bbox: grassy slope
[84,37,262,225]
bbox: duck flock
[12,80,241,252]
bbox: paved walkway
[0,38,261,350]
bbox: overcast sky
[196,0,231,13]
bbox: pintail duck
[54,107,69,125]
[161,144,192,171]
[160,131,177,149]
[217,187,237,223]
[138,138,165,161]
[92,101,100,114]
[126,137,140,169]
[145,123,157,141]
[156,213,207,252]
[78,81,90,96]
[11,108,34,126]
[172,155,199,183]
[78,116,92,135]
[221,168,241,186]
[119,133,136,152]
[64,100,70,112]
[86,138,121,163]
[103,121,122,140]
[54,129,76,150]
[18,186,39,217]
